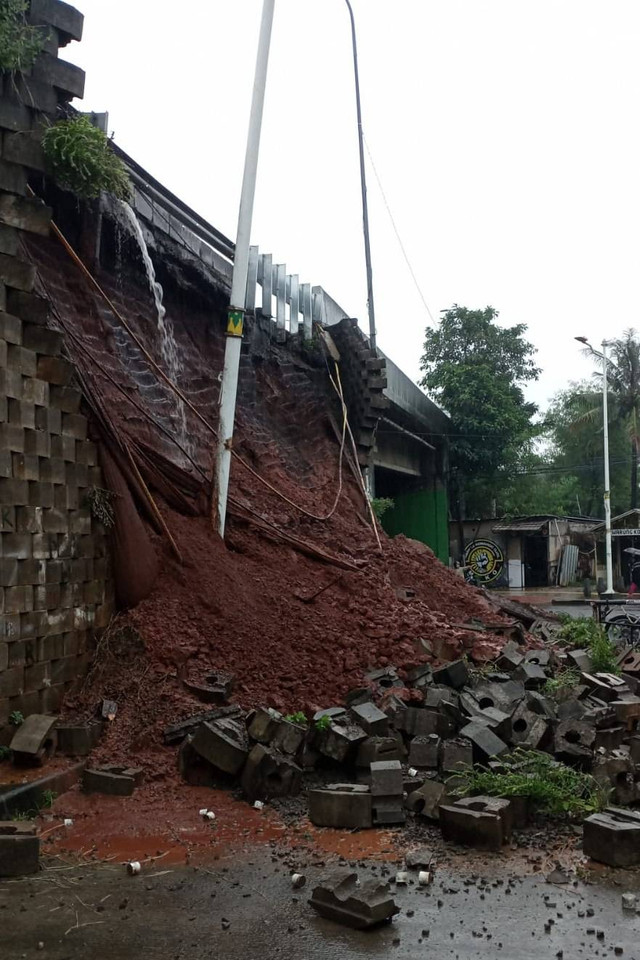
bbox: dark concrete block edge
[0,760,85,818]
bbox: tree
[420,305,540,519]
[604,330,640,509]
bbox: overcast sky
[65,1,640,413]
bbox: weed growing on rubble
[284,712,308,727]
[0,0,47,72]
[9,710,24,726]
[543,668,581,700]
[557,615,620,674]
[449,748,608,817]
[42,115,131,201]
[0,746,10,761]
[41,789,56,808]
[314,715,332,732]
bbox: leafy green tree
[604,330,640,509]
[420,305,540,518]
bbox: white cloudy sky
[65,1,640,413]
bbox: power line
[362,134,438,327]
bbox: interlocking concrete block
[272,718,306,756]
[316,720,367,763]
[526,690,557,720]
[36,355,74,385]
[401,706,439,737]
[309,871,399,929]
[474,680,525,712]
[408,734,440,769]
[497,640,524,672]
[583,807,640,866]
[370,759,403,797]
[10,713,57,761]
[372,796,406,825]
[0,309,21,344]
[2,130,45,172]
[57,721,102,756]
[308,783,372,829]
[406,662,433,690]
[440,801,504,851]
[0,822,39,877]
[0,223,18,256]
[32,53,85,99]
[514,662,548,688]
[459,721,509,761]
[613,696,640,725]
[406,779,446,819]
[192,717,249,775]
[350,701,389,736]
[83,765,142,797]
[432,659,469,689]
[567,648,593,672]
[20,376,48,409]
[554,719,596,769]
[29,0,84,41]
[240,743,302,801]
[510,701,550,749]
[524,649,551,668]
[441,737,473,773]
[0,251,34,291]
[356,735,404,768]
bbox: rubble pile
[166,637,640,865]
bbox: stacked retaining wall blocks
[0,2,113,737]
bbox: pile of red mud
[68,501,509,778]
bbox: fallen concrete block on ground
[10,715,57,764]
[459,720,509,761]
[405,845,433,869]
[308,871,399,929]
[356,736,404,768]
[316,720,367,763]
[554,719,596,769]
[178,737,218,786]
[0,822,39,877]
[162,705,243,745]
[56,720,103,756]
[271,718,306,756]
[308,784,372,829]
[408,734,440,769]
[83,765,143,797]
[440,737,473,773]
[350,701,389,736]
[183,670,234,704]
[510,701,550,749]
[497,641,524,672]
[432,659,469,689]
[191,717,248,775]
[246,706,282,743]
[240,744,302,801]
[583,807,640,866]
[406,779,446,819]
[439,796,512,850]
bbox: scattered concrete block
[364,666,403,692]
[554,719,596,769]
[308,784,372,829]
[312,706,347,723]
[453,795,513,840]
[400,706,439,737]
[178,737,217,787]
[408,734,440,769]
[440,797,512,850]
[350,701,389,736]
[246,706,282,744]
[83,765,143,797]
[612,696,640,726]
[497,641,524,672]
[272,719,307,756]
[581,673,626,703]
[629,735,640,765]
[241,744,302,801]
[459,721,509,761]
[567,648,593,672]
[440,737,473,773]
[406,779,446,819]
[183,671,234,704]
[514,662,548,688]
[356,736,404,768]
[316,720,367,763]
[474,680,525,712]
[309,871,399,929]
[583,807,640,866]
[510,701,550,749]
[370,760,403,796]
[192,717,248,775]
[162,705,243,745]
[406,662,433,691]
[405,845,433,870]
[56,721,102,756]
[524,649,551,668]
[526,690,557,720]
[10,714,57,763]
[594,726,626,752]
[372,796,406,825]
[432,659,469,689]
[0,822,39,876]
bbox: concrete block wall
[0,1,113,735]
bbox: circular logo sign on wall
[464,538,505,585]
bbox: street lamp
[575,335,614,594]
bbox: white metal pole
[215,0,275,538]
[602,339,614,594]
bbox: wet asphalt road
[3,849,640,960]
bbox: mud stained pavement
[2,848,640,960]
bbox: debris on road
[308,871,399,929]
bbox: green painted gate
[380,486,449,563]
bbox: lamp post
[575,336,614,594]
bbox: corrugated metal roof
[492,519,548,533]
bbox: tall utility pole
[601,339,614,595]
[344,0,376,353]
[216,0,275,538]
